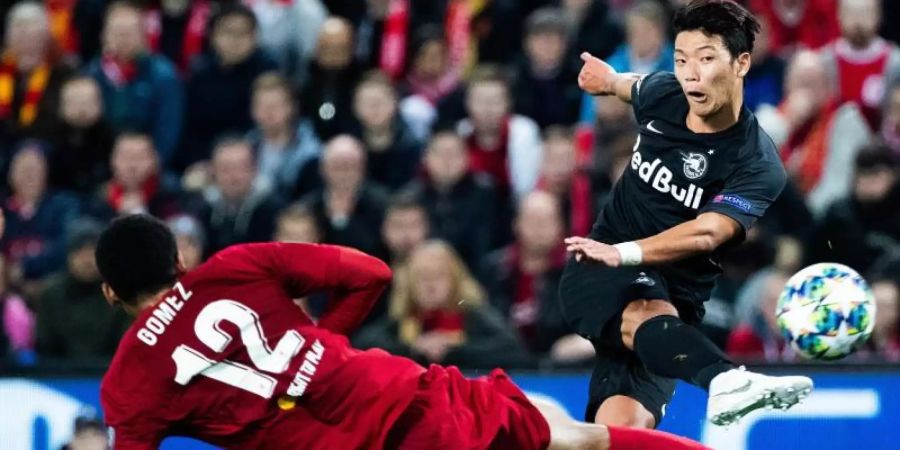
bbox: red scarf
[779,99,839,194]
[445,0,471,75]
[380,0,410,80]
[537,172,593,237]
[100,55,140,87]
[0,54,52,126]
[107,175,160,212]
[467,118,511,191]
[46,0,78,54]
[419,309,466,334]
[145,1,211,72]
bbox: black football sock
[632,315,734,391]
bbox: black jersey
[590,71,786,286]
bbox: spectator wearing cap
[511,7,581,129]
[350,71,423,191]
[808,144,899,274]
[246,72,322,199]
[0,2,74,143]
[300,135,387,257]
[1,141,80,283]
[179,3,278,171]
[36,219,131,364]
[167,214,205,271]
[86,1,183,167]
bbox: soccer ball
[776,263,876,360]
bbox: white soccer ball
[776,263,876,360]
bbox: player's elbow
[369,258,393,286]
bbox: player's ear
[101,283,121,308]
[176,252,188,276]
[735,52,751,78]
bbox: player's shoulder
[733,112,787,184]
[633,71,687,121]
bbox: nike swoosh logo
[647,120,663,135]
[711,380,752,397]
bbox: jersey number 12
[170,300,305,398]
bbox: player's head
[672,0,760,118]
[95,214,183,314]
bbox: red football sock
[607,425,712,450]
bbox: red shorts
[384,365,552,450]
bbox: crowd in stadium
[0,0,898,375]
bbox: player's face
[674,31,750,119]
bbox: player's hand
[578,52,616,96]
[565,236,621,267]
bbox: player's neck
[686,91,743,134]
[134,287,172,315]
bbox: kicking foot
[707,367,813,426]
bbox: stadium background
[0,0,898,449]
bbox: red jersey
[101,243,425,450]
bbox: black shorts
[557,257,713,425]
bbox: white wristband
[613,242,643,266]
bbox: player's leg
[620,297,813,426]
[528,395,711,450]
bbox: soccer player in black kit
[560,0,813,429]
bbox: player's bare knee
[620,300,678,350]
[594,396,656,429]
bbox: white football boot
[707,366,813,426]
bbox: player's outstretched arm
[565,213,740,267]
[577,52,642,104]
[317,246,393,335]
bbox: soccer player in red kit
[96,215,711,450]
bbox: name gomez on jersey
[591,71,786,286]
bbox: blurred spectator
[72,0,106,63]
[87,132,183,220]
[87,1,183,167]
[867,276,900,361]
[36,219,130,363]
[247,72,322,198]
[0,253,34,366]
[1,2,72,143]
[744,15,786,111]
[563,0,623,62]
[578,1,672,127]
[480,191,591,365]
[2,141,79,282]
[749,0,840,56]
[199,137,283,255]
[883,82,900,160]
[180,3,277,170]
[458,65,542,202]
[756,50,871,216]
[273,202,321,243]
[592,133,636,210]
[62,416,110,450]
[537,127,593,237]
[406,131,496,270]
[808,144,899,275]
[246,0,327,88]
[49,76,114,195]
[152,0,213,75]
[727,270,793,362]
[470,0,526,66]
[511,8,580,129]
[166,214,205,271]
[379,192,429,265]
[351,71,423,191]
[302,17,361,140]
[354,240,531,369]
[300,135,387,256]
[399,25,461,141]
[821,0,900,131]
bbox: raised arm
[577,52,642,104]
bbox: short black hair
[95,214,179,305]
[672,0,760,58]
[209,2,257,32]
[387,190,427,216]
